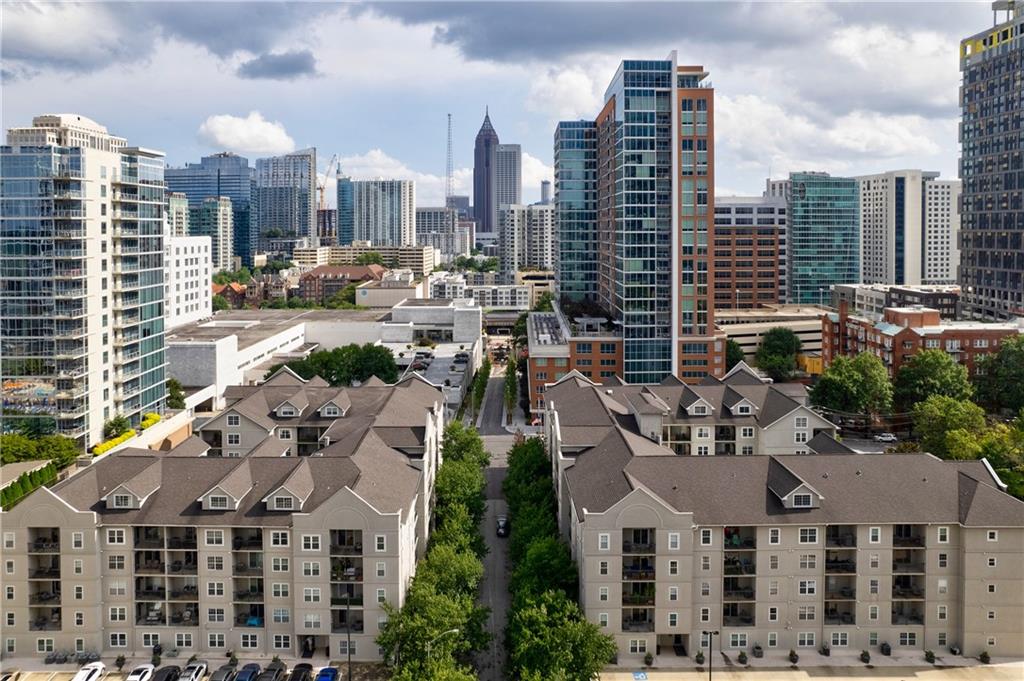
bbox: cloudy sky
[3,1,991,205]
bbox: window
[700,607,710,622]
[176,634,192,649]
[740,426,754,438]
[207,582,224,597]
[938,579,948,595]
[696,426,711,439]
[769,580,779,596]
[598,613,608,627]
[869,527,880,543]
[4,613,12,627]
[767,633,778,648]
[769,555,779,570]
[143,634,161,648]
[226,433,241,446]
[795,416,808,428]
[74,585,83,600]
[303,562,320,577]
[798,580,816,595]
[599,561,608,576]
[278,428,292,441]
[798,606,815,621]
[869,605,879,621]
[599,587,608,602]
[108,580,126,596]
[271,531,289,546]
[768,607,778,622]
[937,605,948,621]
[869,579,879,595]
[700,528,712,545]
[938,553,948,568]
[208,556,224,571]
[987,530,998,542]
[672,586,681,601]
[302,534,321,551]
[205,530,224,546]
[338,640,356,656]
[72,532,83,549]
[769,528,780,545]
[729,633,748,648]
[736,404,752,415]
[869,633,879,646]
[793,493,812,507]
[668,612,678,627]
[376,562,386,578]
[799,528,817,544]
[831,632,849,647]
[668,532,680,550]
[937,526,949,543]
[4,586,12,601]
[209,495,229,509]
[598,533,609,550]
[699,582,710,597]
[303,588,321,603]
[272,608,290,624]
[697,445,709,456]
[692,405,708,415]
[988,584,996,593]
[794,432,808,444]
[898,632,917,646]
[741,445,754,456]
[938,633,947,647]
[304,614,321,630]
[112,494,131,508]
[987,637,997,647]
[988,557,997,567]
[241,634,258,650]
[376,535,386,552]
[798,632,815,648]
[988,610,996,620]
[109,607,127,622]
[271,557,288,572]
[227,414,240,427]
[376,588,386,604]
[2,533,12,550]
[107,529,125,544]
[273,635,292,650]
[5,639,14,655]
[208,633,225,649]
[799,554,816,569]
[208,608,225,623]
[73,559,83,575]
[108,633,126,648]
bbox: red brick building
[822,301,1022,378]
[298,264,387,304]
[212,282,247,309]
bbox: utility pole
[702,629,719,681]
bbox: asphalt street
[477,375,507,435]
[476,434,514,681]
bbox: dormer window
[322,405,340,417]
[793,493,813,508]
[227,414,240,427]
[209,496,229,510]
[692,405,708,415]
[112,494,131,508]
[279,407,296,417]
[736,404,751,415]
[274,496,294,511]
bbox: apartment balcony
[29,615,62,631]
[331,617,364,634]
[825,552,857,575]
[113,331,140,346]
[622,528,656,554]
[54,341,87,359]
[893,524,926,547]
[330,558,363,583]
[722,613,755,627]
[135,587,167,601]
[622,608,655,633]
[724,527,756,550]
[233,559,264,576]
[892,603,925,626]
[826,525,857,547]
[135,558,166,575]
[136,604,168,627]
[168,605,199,626]
[233,531,263,551]
[134,528,164,549]
[330,529,363,555]
[56,361,88,378]
[167,583,199,601]
[892,549,926,574]
[235,605,266,628]
[54,246,86,257]
[893,576,926,600]
[824,575,857,601]
[824,606,856,626]
[723,577,755,601]
[27,537,61,554]
[166,532,198,550]
[166,555,198,575]
[53,304,87,319]
[56,403,88,419]
[621,585,656,606]
[331,585,364,607]
[622,556,656,581]
[54,266,86,279]
[28,590,61,605]
[724,554,756,576]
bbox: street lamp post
[702,630,719,681]
[426,627,460,659]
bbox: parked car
[126,665,155,681]
[72,663,106,681]
[496,515,510,537]
[873,432,898,443]
[180,661,208,681]
[289,664,313,681]
[152,667,182,681]
[313,669,338,681]
[234,665,261,681]
[208,666,235,681]
[256,662,286,681]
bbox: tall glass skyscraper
[554,121,597,301]
[336,172,355,246]
[1,115,167,446]
[473,110,500,243]
[165,152,254,264]
[959,1,1023,319]
[784,172,860,305]
[252,148,317,252]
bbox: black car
[153,667,182,681]
[234,665,261,681]
[255,663,286,681]
[496,515,510,537]
[289,664,313,681]
[209,666,236,681]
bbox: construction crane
[445,113,454,208]
[317,153,340,211]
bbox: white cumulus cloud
[521,152,553,202]
[316,149,471,208]
[197,111,295,156]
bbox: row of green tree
[1,461,58,509]
[471,357,491,412]
[266,344,399,386]
[377,422,491,680]
[0,433,80,469]
[450,255,499,273]
[503,437,616,680]
[211,261,292,286]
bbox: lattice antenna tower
[445,113,454,208]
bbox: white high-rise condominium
[189,196,234,272]
[416,206,470,260]
[165,235,213,329]
[500,203,554,273]
[352,179,416,246]
[496,143,522,208]
[1,114,168,446]
[167,191,190,237]
[856,170,961,285]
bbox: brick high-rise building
[713,196,787,309]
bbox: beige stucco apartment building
[0,369,445,662]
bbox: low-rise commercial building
[354,270,425,309]
[831,284,961,319]
[822,302,1023,378]
[297,265,387,305]
[715,305,829,363]
[292,242,439,277]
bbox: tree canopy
[0,433,79,469]
[811,353,893,415]
[166,377,187,410]
[725,339,746,371]
[911,395,986,459]
[354,251,385,266]
[265,344,398,386]
[893,349,973,410]
[755,327,802,381]
[533,292,554,312]
[213,268,252,285]
[975,335,1024,414]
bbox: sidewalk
[601,658,1024,680]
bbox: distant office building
[713,196,787,309]
[292,242,439,276]
[775,172,860,305]
[959,1,1024,320]
[447,194,470,218]
[336,171,355,246]
[165,235,213,329]
[416,207,470,260]
[167,192,190,237]
[253,148,317,249]
[515,269,556,308]
[1,114,167,445]
[473,110,500,242]
[317,208,337,245]
[540,180,552,205]
[341,179,416,247]
[831,283,961,319]
[190,196,234,273]
[500,203,555,273]
[855,170,961,286]
[554,121,597,302]
[496,143,522,209]
[165,152,254,264]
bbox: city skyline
[2,2,985,206]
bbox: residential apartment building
[167,192,190,237]
[189,197,234,273]
[348,180,415,247]
[855,170,961,286]
[543,395,1024,661]
[297,265,387,305]
[467,286,530,311]
[472,110,500,243]
[291,243,439,277]
[515,269,556,308]
[165,236,213,330]
[499,203,555,274]
[555,55,725,384]
[831,284,961,320]
[165,152,255,265]
[553,120,597,302]
[496,143,522,209]
[336,173,354,246]
[713,196,787,309]
[415,207,470,260]
[253,149,317,247]
[774,173,860,305]
[959,1,1024,320]
[822,302,1023,378]
[0,114,168,446]
[0,369,446,662]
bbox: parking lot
[3,660,389,681]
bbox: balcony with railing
[166,552,198,575]
[893,524,926,548]
[826,525,858,548]
[722,577,755,601]
[233,578,264,602]
[621,584,655,606]
[824,576,856,601]
[29,609,62,631]
[824,605,856,626]
[235,605,265,628]
[622,528,656,554]
[892,549,926,574]
[331,584,364,607]
[134,527,164,549]
[28,586,61,605]
[28,529,61,553]
[723,527,756,550]
[166,529,197,550]
[330,530,363,555]
[169,604,199,626]
[54,340,87,359]
[331,612,364,634]
[330,558,363,583]
[892,575,926,600]
[724,553,756,576]
[622,556,656,581]
[892,603,925,626]
[28,555,61,580]
[622,608,655,632]
[234,556,264,576]
[136,603,167,627]
[167,578,199,601]
[135,579,167,601]
[233,530,263,551]
[135,551,166,575]
[825,550,857,574]
[722,603,754,627]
